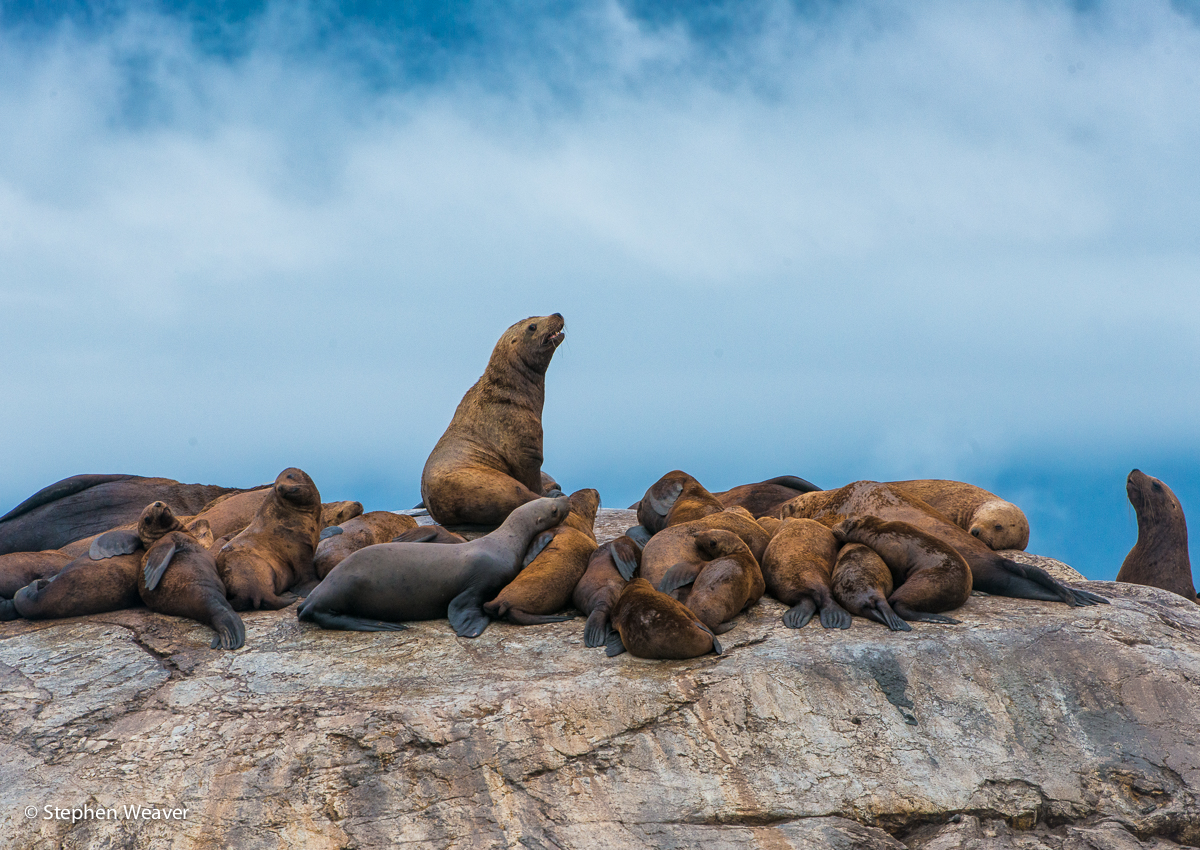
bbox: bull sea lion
[712,475,822,518]
[634,470,723,536]
[778,481,1106,606]
[662,529,764,634]
[637,508,771,588]
[1116,469,1196,602]
[314,512,420,579]
[831,542,909,631]
[420,314,566,527]
[297,495,570,636]
[573,535,640,647]
[392,525,468,545]
[831,516,972,623]
[888,479,1029,550]
[483,488,600,625]
[606,578,722,659]
[760,518,851,629]
[217,468,323,611]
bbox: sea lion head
[500,314,566,375]
[522,494,572,535]
[138,501,183,547]
[274,468,321,508]
[969,499,1030,550]
[321,500,363,528]
[1127,469,1186,533]
[694,529,747,560]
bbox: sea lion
[661,529,764,634]
[140,520,245,650]
[831,542,909,631]
[216,468,323,611]
[778,481,1105,606]
[889,479,1029,550]
[314,512,420,580]
[605,578,722,659]
[298,495,570,636]
[1,550,73,600]
[420,314,566,527]
[1116,469,1196,602]
[755,516,783,538]
[573,535,639,647]
[760,517,851,629]
[712,475,822,518]
[0,474,249,555]
[637,508,771,589]
[831,516,972,623]
[392,525,468,545]
[484,488,600,625]
[634,470,724,536]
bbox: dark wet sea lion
[637,508,771,588]
[666,529,764,634]
[484,488,599,625]
[634,470,723,536]
[314,512,420,579]
[888,479,1029,550]
[298,496,570,636]
[216,468,323,611]
[831,542,909,631]
[778,480,1105,607]
[392,525,468,545]
[0,474,249,555]
[573,535,639,647]
[606,578,722,659]
[420,314,566,527]
[712,475,822,519]
[831,516,972,623]
[1116,469,1196,602]
[760,517,851,629]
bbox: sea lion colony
[1,314,1194,656]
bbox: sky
[1,0,1198,580]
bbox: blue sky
[1,0,1198,580]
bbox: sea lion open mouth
[547,330,565,347]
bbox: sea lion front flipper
[302,610,409,631]
[658,562,701,594]
[143,542,177,592]
[891,601,961,625]
[782,599,817,629]
[208,605,246,650]
[625,525,652,549]
[319,526,344,540]
[522,531,554,568]
[605,631,627,657]
[0,598,16,621]
[583,610,611,648]
[646,480,683,519]
[448,590,490,638]
[695,621,723,655]
[504,608,575,625]
[90,529,142,560]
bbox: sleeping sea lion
[1116,469,1196,602]
[661,529,764,634]
[760,517,851,629]
[634,470,723,536]
[637,508,771,589]
[314,512,420,579]
[831,542,909,631]
[420,314,566,526]
[888,479,1029,550]
[573,535,639,647]
[606,578,722,660]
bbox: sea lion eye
[1152,482,1163,492]
[528,324,537,332]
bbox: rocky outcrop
[1,510,1198,849]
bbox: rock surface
[1,509,1198,849]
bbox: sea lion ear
[143,541,178,591]
[320,526,344,540]
[90,530,141,560]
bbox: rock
[1,511,1198,849]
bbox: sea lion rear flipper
[782,599,817,629]
[505,608,575,625]
[143,542,177,591]
[997,558,1109,606]
[625,525,652,549]
[301,610,409,631]
[658,563,700,595]
[90,529,142,560]
[448,590,490,638]
[695,621,723,655]
[818,599,853,630]
[522,531,554,568]
[891,601,960,625]
[605,631,627,657]
[319,526,344,540]
[583,610,611,648]
[646,480,683,519]
[867,600,911,632]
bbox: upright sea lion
[217,468,323,611]
[573,535,639,647]
[314,512,420,579]
[634,470,723,536]
[1116,469,1196,602]
[712,475,822,518]
[420,314,566,526]
[392,525,468,545]
[760,518,851,629]
[831,516,972,623]
[888,479,1029,551]
[637,508,771,588]
[606,578,722,659]
[0,474,248,555]
[483,488,600,625]
[831,542,909,631]
[778,481,1105,606]
[663,529,764,634]
[297,495,570,636]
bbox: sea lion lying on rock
[637,508,771,589]
[760,517,850,629]
[314,512,420,579]
[712,475,822,518]
[606,578,722,659]
[660,529,764,634]
[574,535,640,648]
[831,542,910,631]
[888,479,1029,551]
[633,470,723,536]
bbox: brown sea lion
[831,516,972,623]
[483,488,600,625]
[637,508,771,589]
[420,314,566,527]
[314,512,420,580]
[216,468,323,611]
[634,470,723,536]
[606,578,722,659]
[755,516,783,538]
[778,480,1105,606]
[1116,469,1196,602]
[760,517,851,629]
[662,529,764,634]
[298,496,570,636]
[712,475,822,518]
[573,535,639,647]
[140,519,244,650]
[392,525,468,545]
[888,479,1029,550]
[1,550,73,600]
[0,474,248,555]
[831,542,909,631]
